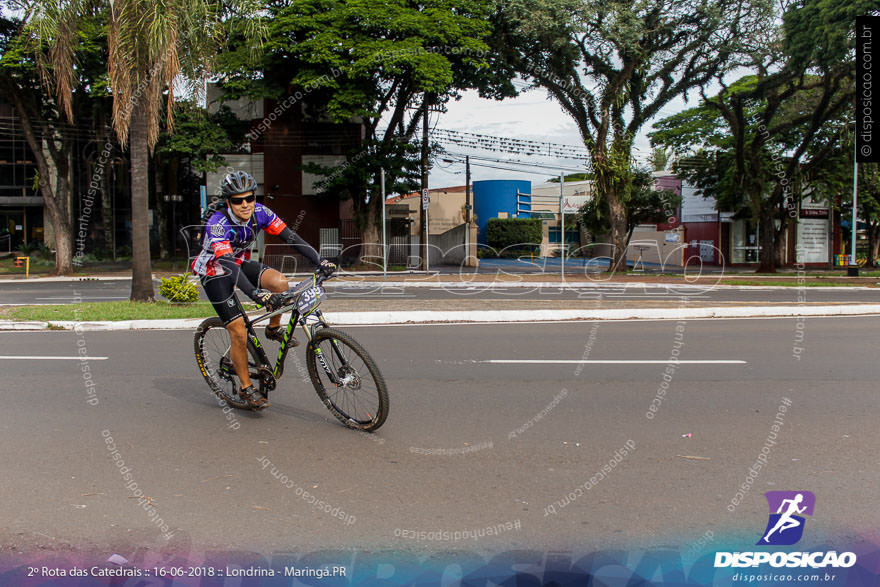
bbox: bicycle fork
[305,311,348,387]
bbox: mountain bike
[193,270,389,431]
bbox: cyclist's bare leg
[225,317,252,388]
[259,268,289,329]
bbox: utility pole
[465,155,472,266]
[381,168,386,280]
[420,94,430,272]
[560,172,565,282]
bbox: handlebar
[249,267,336,323]
[276,268,334,305]
[314,266,336,285]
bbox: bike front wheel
[306,327,389,431]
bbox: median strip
[2,304,880,330]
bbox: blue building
[472,179,532,244]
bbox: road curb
[0,320,54,330]
[3,304,880,331]
[332,281,880,292]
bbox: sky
[425,83,696,191]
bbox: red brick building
[205,84,365,267]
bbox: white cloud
[428,85,684,189]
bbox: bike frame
[244,307,316,378]
[236,277,345,387]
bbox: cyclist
[193,170,336,410]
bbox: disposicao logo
[758,490,815,546]
[714,491,857,570]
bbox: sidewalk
[2,294,879,331]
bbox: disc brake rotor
[337,366,361,389]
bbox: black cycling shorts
[200,259,269,325]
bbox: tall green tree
[0,15,73,273]
[824,134,880,267]
[499,0,763,271]
[218,0,515,255]
[651,0,865,272]
[580,167,680,251]
[24,0,263,299]
[0,6,112,274]
[848,164,880,268]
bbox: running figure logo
[758,491,816,546]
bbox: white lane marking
[477,359,746,365]
[35,297,127,300]
[0,356,109,360]
[605,294,710,299]
[327,294,418,298]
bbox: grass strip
[6,300,259,322]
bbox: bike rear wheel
[194,317,261,410]
[306,327,389,431]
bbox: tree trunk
[756,213,778,273]
[8,92,74,274]
[53,216,74,274]
[607,192,628,272]
[868,225,880,268]
[53,177,74,275]
[775,219,788,267]
[360,199,382,263]
[129,105,155,300]
[592,138,632,273]
[49,143,74,275]
[43,190,74,275]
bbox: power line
[432,128,591,162]
[442,151,589,174]
[447,160,542,175]
[433,128,590,153]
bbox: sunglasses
[228,194,256,205]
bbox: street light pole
[850,132,859,276]
[420,94,429,272]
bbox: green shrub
[487,217,542,251]
[159,273,200,303]
[20,241,51,259]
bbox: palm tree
[25,0,262,300]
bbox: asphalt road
[2,316,879,559]
[1,277,879,305]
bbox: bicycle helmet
[221,170,258,198]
